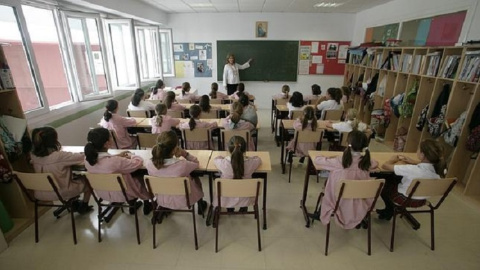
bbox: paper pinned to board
[311,42,319,53]
[298,60,310,75]
[312,55,323,64]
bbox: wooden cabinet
[344,45,480,198]
[0,45,36,243]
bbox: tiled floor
[1,109,479,270]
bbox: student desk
[273,104,316,145]
[183,103,231,111]
[279,120,336,173]
[206,151,272,229]
[300,150,418,228]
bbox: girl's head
[342,130,371,170]
[281,85,290,98]
[326,87,341,104]
[164,91,176,109]
[32,126,61,157]
[237,83,245,93]
[341,86,351,100]
[85,128,110,166]
[290,91,304,108]
[199,95,211,113]
[302,106,317,131]
[182,82,191,95]
[311,84,321,95]
[154,103,167,127]
[132,88,145,106]
[230,112,241,127]
[226,54,235,64]
[103,99,118,122]
[188,104,201,130]
[231,101,243,115]
[210,82,218,99]
[153,79,165,94]
[228,136,247,179]
[239,93,250,107]
[151,130,178,169]
[419,139,446,177]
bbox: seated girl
[150,103,181,134]
[272,84,290,100]
[229,83,249,100]
[199,94,221,115]
[286,106,318,162]
[149,79,167,100]
[209,82,228,101]
[221,112,256,151]
[304,84,322,104]
[178,105,218,150]
[164,91,186,113]
[128,88,155,115]
[179,82,198,102]
[287,91,305,119]
[99,99,137,149]
[315,87,343,119]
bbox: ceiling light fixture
[314,2,344,8]
[189,3,214,8]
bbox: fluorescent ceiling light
[189,3,214,8]
[314,2,344,8]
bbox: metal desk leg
[206,172,214,226]
[262,173,268,230]
[280,123,286,174]
[300,158,313,228]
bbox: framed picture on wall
[256,21,268,38]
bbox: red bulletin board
[298,40,351,75]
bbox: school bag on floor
[443,111,467,147]
[428,84,450,137]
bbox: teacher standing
[223,54,252,95]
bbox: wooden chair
[323,179,385,256]
[271,98,288,133]
[213,178,262,252]
[390,178,457,252]
[176,98,191,104]
[210,99,223,105]
[290,110,303,120]
[137,133,158,149]
[127,109,149,118]
[182,127,212,150]
[14,171,79,244]
[323,110,344,121]
[285,129,323,183]
[108,129,120,149]
[166,110,184,118]
[220,129,251,151]
[85,173,141,244]
[199,110,219,119]
[144,176,199,249]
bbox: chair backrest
[406,178,457,198]
[137,133,158,149]
[182,127,211,149]
[275,98,288,106]
[210,99,223,104]
[14,171,56,192]
[215,178,262,198]
[144,176,191,196]
[199,110,219,119]
[335,179,385,199]
[323,110,344,121]
[85,173,127,192]
[339,132,350,147]
[290,110,303,120]
[176,98,191,104]
[149,99,162,105]
[221,129,250,151]
[127,109,149,118]
[295,129,323,144]
[167,110,184,118]
[109,129,120,149]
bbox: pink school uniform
[85,153,149,202]
[229,91,250,100]
[272,93,288,100]
[168,103,186,112]
[99,114,137,149]
[304,94,322,103]
[212,91,229,100]
[286,119,317,157]
[213,156,262,207]
[221,117,256,151]
[314,154,379,229]
[149,89,167,100]
[150,115,180,134]
[145,154,204,209]
[31,151,86,201]
[180,92,198,102]
[179,120,217,150]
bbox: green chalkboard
[217,40,299,82]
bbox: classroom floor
[1,109,479,270]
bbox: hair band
[348,144,352,148]
[87,141,93,144]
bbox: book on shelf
[458,50,480,82]
[441,55,461,79]
[375,52,383,69]
[0,67,15,89]
[411,54,425,74]
[391,52,401,71]
[424,52,442,76]
[401,54,412,73]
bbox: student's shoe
[299,157,305,164]
[376,209,393,221]
[129,200,142,215]
[227,208,235,213]
[143,201,153,215]
[238,207,248,213]
[77,202,94,214]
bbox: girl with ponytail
[272,84,290,100]
[312,130,378,229]
[315,87,343,119]
[100,99,138,149]
[84,128,152,215]
[180,82,198,102]
[209,82,228,101]
[213,136,261,212]
[30,127,92,214]
[150,103,180,134]
[145,130,207,214]
[178,105,217,149]
[128,88,155,114]
[164,91,186,112]
[286,106,318,163]
[149,79,166,100]
[221,111,256,151]
[378,139,446,220]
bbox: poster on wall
[173,42,213,78]
[298,40,350,75]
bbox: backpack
[428,84,450,137]
[468,102,480,132]
[383,98,392,127]
[393,127,408,152]
[443,111,467,147]
[416,104,429,131]
[466,125,480,152]
[399,80,418,118]
[390,93,405,118]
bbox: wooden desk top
[183,103,231,111]
[276,104,315,112]
[62,147,212,171]
[281,119,336,130]
[308,151,418,172]
[178,118,222,126]
[132,117,146,126]
[206,151,272,172]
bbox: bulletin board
[173,42,212,78]
[298,40,350,75]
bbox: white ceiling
[139,0,395,14]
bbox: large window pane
[136,27,161,84]
[108,21,136,87]
[22,5,72,108]
[0,5,42,111]
[67,18,94,96]
[159,28,174,77]
[86,18,107,92]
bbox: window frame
[159,28,175,77]
[134,25,162,84]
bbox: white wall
[352,0,480,45]
[165,13,355,109]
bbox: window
[104,19,139,89]
[63,13,110,100]
[159,28,174,77]
[0,5,44,112]
[135,26,161,85]
[22,5,73,108]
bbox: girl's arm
[115,155,144,174]
[121,115,138,127]
[381,155,400,171]
[313,155,342,171]
[59,151,85,166]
